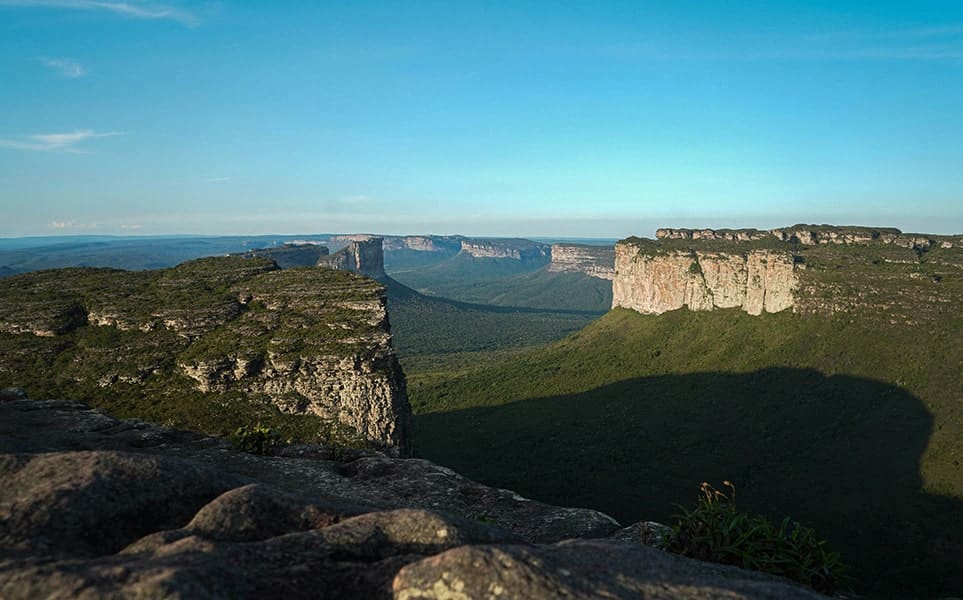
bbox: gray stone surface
[0,396,831,599]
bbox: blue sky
[1,1,962,237]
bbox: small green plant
[663,481,847,594]
[688,260,702,275]
[230,422,283,455]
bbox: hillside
[411,229,963,599]
[0,257,410,453]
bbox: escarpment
[613,244,798,315]
[0,256,410,454]
[317,237,387,279]
[615,225,963,320]
[548,244,616,280]
[459,238,550,262]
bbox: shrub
[230,423,283,455]
[663,481,847,594]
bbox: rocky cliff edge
[0,392,827,600]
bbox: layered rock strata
[459,238,550,261]
[0,256,410,453]
[548,244,616,280]
[658,225,963,250]
[613,246,798,315]
[0,395,827,600]
[317,238,387,279]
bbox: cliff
[0,393,827,599]
[613,244,798,315]
[317,237,387,279]
[0,256,410,454]
[615,225,963,320]
[459,238,550,262]
[382,235,463,254]
[548,243,616,280]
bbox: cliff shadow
[414,368,963,599]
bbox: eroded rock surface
[317,237,387,278]
[548,244,615,280]
[0,256,410,453]
[613,246,798,315]
[0,396,830,599]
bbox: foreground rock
[0,396,829,599]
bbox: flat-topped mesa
[656,228,770,242]
[0,256,411,454]
[317,237,387,279]
[659,225,962,250]
[382,235,463,254]
[613,243,798,316]
[547,244,616,280]
[459,238,551,262]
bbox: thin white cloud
[48,220,69,229]
[0,129,125,152]
[0,0,199,26]
[39,56,86,78]
[120,223,143,229]
[202,176,230,182]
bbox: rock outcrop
[382,235,463,254]
[613,245,798,315]
[459,238,550,262]
[0,256,410,454]
[317,237,387,279]
[658,225,963,250]
[0,395,828,599]
[548,244,616,280]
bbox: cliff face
[0,256,410,454]
[459,238,550,262]
[382,235,463,254]
[317,238,387,279]
[547,244,616,280]
[613,245,798,315]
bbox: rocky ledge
[0,393,826,599]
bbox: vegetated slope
[388,252,548,293]
[413,306,963,599]
[0,257,409,450]
[398,268,613,313]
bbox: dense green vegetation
[411,307,963,598]
[397,269,613,313]
[0,258,381,449]
[665,482,847,594]
[389,252,548,292]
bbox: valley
[2,226,962,598]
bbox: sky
[1,1,962,238]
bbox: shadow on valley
[414,368,963,598]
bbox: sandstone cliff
[317,237,387,279]
[0,394,828,600]
[459,238,550,262]
[613,244,798,315]
[382,235,463,254]
[616,225,963,321]
[0,256,410,454]
[548,243,616,280]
